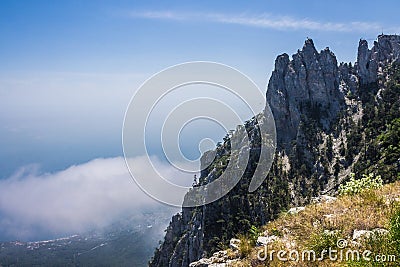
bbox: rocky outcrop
[150,210,204,267]
[267,35,400,150]
[287,206,305,214]
[150,116,286,267]
[352,228,389,241]
[266,39,343,148]
[149,35,400,267]
[356,35,400,85]
[311,194,337,204]
[189,250,240,267]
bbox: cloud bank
[0,156,189,241]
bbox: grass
[230,181,400,266]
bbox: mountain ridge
[149,35,400,267]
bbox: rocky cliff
[356,34,400,85]
[149,35,400,267]
[267,38,343,148]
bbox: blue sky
[1,0,400,176]
[1,0,400,240]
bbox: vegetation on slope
[230,178,400,267]
[352,63,400,182]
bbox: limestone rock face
[267,35,400,150]
[266,39,342,149]
[338,62,358,94]
[356,35,400,85]
[149,210,204,267]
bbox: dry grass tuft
[230,181,400,266]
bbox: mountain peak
[303,37,317,51]
[356,34,400,84]
[267,37,342,149]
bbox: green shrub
[238,235,253,258]
[339,173,383,196]
[308,230,341,257]
[349,211,400,267]
[390,207,400,254]
[248,225,260,245]
[270,227,283,237]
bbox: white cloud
[129,11,187,21]
[212,14,380,33]
[0,156,189,240]
[128,11,396,33]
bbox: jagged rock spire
[356,34,400,85]
[266,38,342,149]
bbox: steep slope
[191,180,400,266]
[149,35,400,267]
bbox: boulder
[287,207,305,214]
